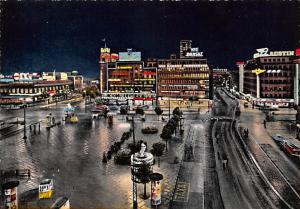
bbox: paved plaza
[0,103,210,209]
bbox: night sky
[1,1,300,77]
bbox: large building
[100,49,157,105]
[99,41,212,107]
[157,40,212,107]
[237,47,300,107]
[0,72,74,107]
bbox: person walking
[263,120,267,128]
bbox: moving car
[91,109,104,119]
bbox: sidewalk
[239,102,296,145]
[238,102,300,208]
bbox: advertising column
[236,62,245,93]
[2,181,19,209]
[150,173,163,206]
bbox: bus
[51,197,70,209]
[39,179,53,199]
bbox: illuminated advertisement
[119,52,141,61]
[185,47,203,57]
[3,181,19,209]
[151,179,162,206]
[111,53,119,62]
[101,48,110,53]
[296,48,300,56]
[253,48,294,58]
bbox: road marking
[173,181,190,202]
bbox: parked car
[272,134,285,148]
[244,102,249,108]
[109,106,119,111]
[142,105,150,110]
[283,138,300,158]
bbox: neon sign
[253,48,294,58]
[185,48,203,57]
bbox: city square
[1,1,300,209]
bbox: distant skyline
[1,1,300,77]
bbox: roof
[40,179,52,185]
[285,138,300,148]
[51,197,69,209]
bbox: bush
[150,142,165,157]
[127,140,147,154]
[114,149,132,165]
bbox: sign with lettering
[185,48,203,57]
[253,48,294,58]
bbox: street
[1,91,300,209]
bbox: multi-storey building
[240,47,300,107]
[101,49,157,105]
[213,68,230,87]
[158,55,210,99]
[157,41,212,108]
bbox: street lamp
[23,102,27,140]
[83,90,87,113]
[128,113,137,209]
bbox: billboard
[119,51,141,61]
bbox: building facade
[0,72,74,106]
[101,49,157,105]
[158,55,210,99]
[239,47,300,107]
[157,40,212,107]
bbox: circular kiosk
[2,181,19,209]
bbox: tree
[135,107,144,115]
[160,124,174,151]
[154,106,163,120]
[150,142,165,167]
[173,107,183,117]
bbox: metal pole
[23,103,27,139]
[85,96,87,113]
[131,115,137,209]
[169,97,171,120]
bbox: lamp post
[83,90,87,113]
[23,102,27,139]
[130,114,137,209]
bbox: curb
[235,122,295,209]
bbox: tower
[180,40,192,58]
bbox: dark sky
[1,1,300,77]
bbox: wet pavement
[0,102,206,209]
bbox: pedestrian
[217,152,220,160]
[263,120,266,128]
